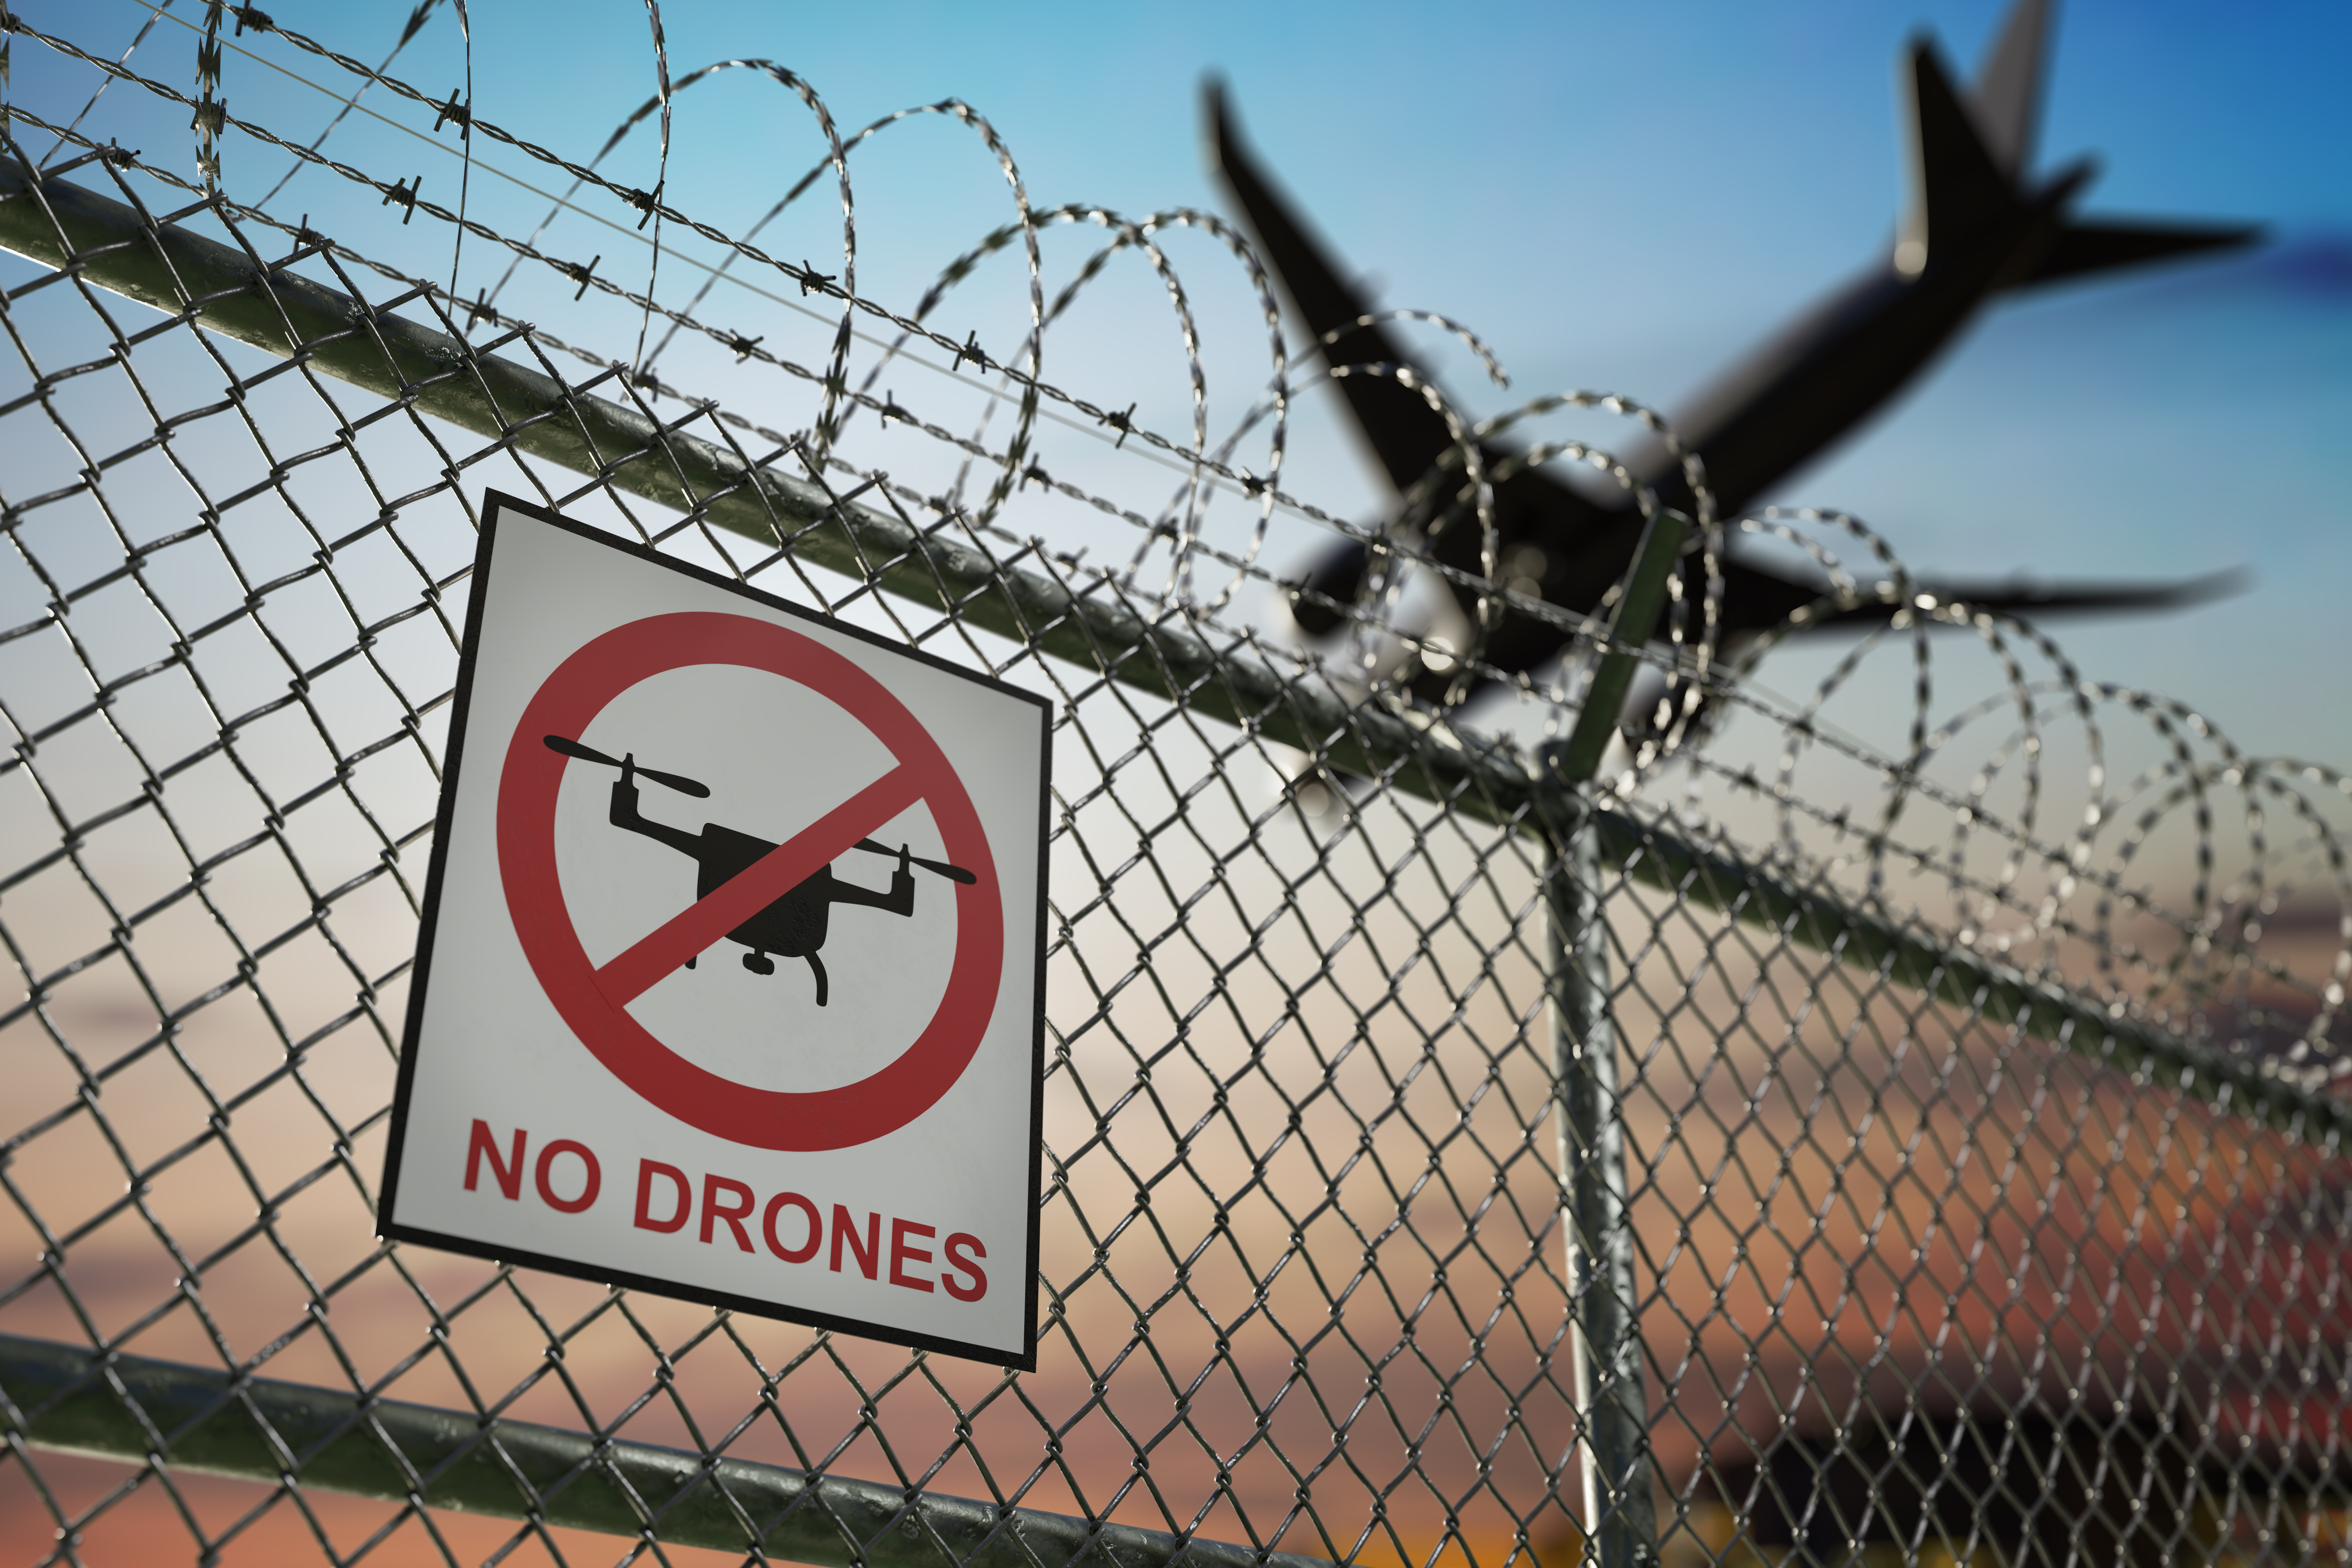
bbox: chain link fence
[5,7,2352,1566]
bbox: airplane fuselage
[1283,167,2119,689]
[1645,173,2088,521]
[1213,5,2253,710]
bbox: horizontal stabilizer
[2020,218,2264,289]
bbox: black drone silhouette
[544,735,973,1007]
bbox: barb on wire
[252,0,448,208]
[192,0,223,190]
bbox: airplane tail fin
[1900,0,2054,258]
[1897,37,2018,272]
[1899,10,2261,287]
[1971,0,2051,177]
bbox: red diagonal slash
[593,763,922,1007]
[499,609,1010,1151]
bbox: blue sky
[16,0,2351,760]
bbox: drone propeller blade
[543,733,621,768]
[635,765,711,799]
[541,735,712,798]
[851,838,978,885]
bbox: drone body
[542,735,971,1008]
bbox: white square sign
[381,492,1049,1367]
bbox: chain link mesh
[4,8,2351,1567]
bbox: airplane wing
[1602,556,2244,749]
[1709,557,2246,637]
[1204,80,1484,498]
[1209,80,1644,641]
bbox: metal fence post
[1536,509,1686,1568]
[1543,790,1657,1568]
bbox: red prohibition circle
[496,611,1003,1151]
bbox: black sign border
[378,489,1050,1371]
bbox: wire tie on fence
[831,474,882,508]
[563,254,601,300]
[432,89,470,137]
[189,99,229,138]
[381,176,421,225]
[798,260,836,297]
[372,283,431,318]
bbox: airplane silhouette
[544,735,974,1008]
[1207,0,2256,726]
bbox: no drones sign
[381,492,1049,1367]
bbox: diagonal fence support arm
[1534,510,1686,1568]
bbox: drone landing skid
[737,947,828,1006]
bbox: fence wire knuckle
[0,17,2347,1568]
